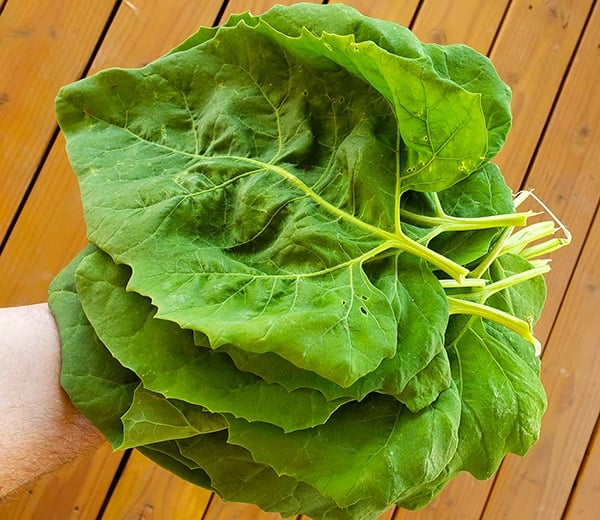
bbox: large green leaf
[443,314,546,479]
[75,248,351,432]
[399,254,547,506]
[447,317,545,479]
[177,433,345,519]
[245,3,511,179]
[50,249,225,450]
[57,22,402,385]
[54,1,510,385]
[225,385,460,509]
[394,349,451,412]
[136,428,389,518]
[138,444,214,491]
[212,252,450,410]
[176,432,395,520]
[48,247,138,448]
[119,385,226,449]
[222,341,450,412]
[399,314,546,510]
[48,4,557,518]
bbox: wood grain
[328,0,420,28]
[0,443,123,520]
[203,494,289,520]
[100,450,212,520]
[0,0,226,306]
[0,134,87,306]
[411,0,509,53]
[565,422,600,519]
[0,0,117,241]
[223,0,322,20]
[518,1,600,345]
[492,0,595,189]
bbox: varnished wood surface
[1,1,598,518]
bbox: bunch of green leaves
[49,4,569,519]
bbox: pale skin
[0,304,104,498]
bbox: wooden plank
[481,10,600,507]
[0,0,225,305]
[100,450,212,520]
[0,0,117,241]
[482,208,600,518]
[491,0,594,189]
[517,1,600,345]
[411,0,508,54]
[92,0,224,69]
[202,494,289,520]
[298,506,395,520]
[0,443,123,519]
[328,0,419,28]
[377,509,396,520]
[393,474,492,520]
[0,0,226,516]
[0,135,86,306]
[223,0,322,20]
[565,421,600,519]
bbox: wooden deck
[0,0,598,518]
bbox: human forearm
[0,303,104,497]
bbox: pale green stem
[521,237,572,259]
[400,207,533,232]
[507,189,572,258]
[447,297,539,353]
[430,192,446,216]
[438,278,488,289]
[387,235,469,281]
[469,227,514,279]
[242,157,469,281]
[512,189,534,208]
[449,263,551,301]
[501,221,557,255]
[481,264,552,298]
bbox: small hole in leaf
[360,306,368,315]
[341,300,347,306]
